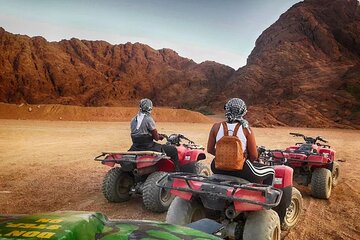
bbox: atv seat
[208,174,249,185]
[211,159,275,185]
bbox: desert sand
[0,119,359,240]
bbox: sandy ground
[0,119,359,239]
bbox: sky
[0,0,302,69]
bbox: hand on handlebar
[159,134,168,141]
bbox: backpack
[215,122,245,171]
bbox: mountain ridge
[0,0,359,128]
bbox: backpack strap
[233,123,241,137]
[222,122,229,136]
[222,122,241,137]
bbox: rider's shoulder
[210,122,223,132]
[243,126,254,137]
[144,114,153,120]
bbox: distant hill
[0,0,359,128]
[0,103,211,123]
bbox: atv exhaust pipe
[225,206,239,220]
[133,166,157,176]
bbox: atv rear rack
[269,151,331,165]
[157,173,282,208]
[280,158,330,165]
[94,151,170,164]
[100,151,166,156]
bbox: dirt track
[0,119,359,239]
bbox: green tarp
[0,211,220,240]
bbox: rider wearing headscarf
[207,98,274,184]
[224,98,250,132]
[129,98,180,171]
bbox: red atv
[266,132,340,199]
[94,134,210,213]
[158,163,302,240]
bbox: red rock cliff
[224,0,360,128]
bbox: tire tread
[143,171,173,213]
[102,167,131,202]
[311,168,332,199]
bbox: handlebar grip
[181,135,193,143]
[290,132,303,137]
[317,137,328,143]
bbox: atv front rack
[94,151,170,164]
[182,143,205,150]
[157,173,283,209]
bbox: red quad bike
[94,134,210,213]
[158,163,303,240]
[268,132,340,199]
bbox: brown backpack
[215,122,245,171]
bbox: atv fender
[273,165,293,188]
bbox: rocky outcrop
[223,0,360,128]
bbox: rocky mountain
[0,28,234,112]
[224,0,360,128]
[0,0,359,128]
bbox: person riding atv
[129,98,180,171]
[160,98,302,239]
[207,98,274,184]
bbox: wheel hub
[332,169,339,181]
[286,198,300,224]
[286,202,296,219]
[160,188,171,203]
[117,175,133,194]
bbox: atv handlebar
[159,133,168,140]
[289,132,305,138]
[317,136,328,143]
[289,132,328,144]
[160,133,195,146]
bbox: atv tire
[331,162,340,187]
[243,209,281,240]
[143,171,174,213]
[282,187,302,230]
[311,168,332,199]
[195,162,211,176]
[102,167,134,202]
[166,197,206,225]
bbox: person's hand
[159,134,164,141]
